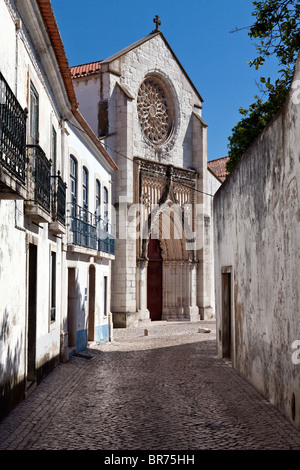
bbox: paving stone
[0,320,300,450]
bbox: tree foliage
[226,0,300,173]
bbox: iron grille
[27,144,51,213]
[0,71,27,183]
[68,203,115,255]
[51,173,66,225]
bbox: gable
[100,31,204,104]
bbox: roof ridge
[70,59,102,69]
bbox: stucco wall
[65,124,113,350]
[0,0,69,417]
[214,53,300,428]
[206,169,222,314]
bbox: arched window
[83,166,88,209]
[103,185,108,204]
[103,186,109,232]
[70,155,77,204]
[96,179,101,213]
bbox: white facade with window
[0,0,116,420]
[0,0,70,419]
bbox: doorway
[27,244,37,382]
[88,265,95,341]
[222,270,232,358]
[67,268,77,349]
[147,236,162,321]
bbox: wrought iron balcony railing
[27,144,51,213]
[0,71,27,183]
[67,202,115,255]
[51,172,66,225]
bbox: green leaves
[248,0,300,70]
[227,76,290,173]
[226,0,299,172]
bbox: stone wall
[214,53,300,428]
[73,32,216,327]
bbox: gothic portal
[71,19,215,327]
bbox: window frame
[95,179,101,213]
[50,251,56,324]
[70,155,78,205]
[82,166,89,210]
[30,81,39,145]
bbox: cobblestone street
[1,320,300,452]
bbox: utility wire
[67,119,216,198]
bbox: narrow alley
[0,321,300,452]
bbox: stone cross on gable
[153,15,161,32]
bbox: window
[30,82,39,145]
[50,251,56,322]
[95,179,101,213]
[103,186,108,204]
[103,186,109,231]
[104,276,108,316]
[83,166,88,209]
[70,155,77,204]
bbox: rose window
[137,77,173,145]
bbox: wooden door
[147,237,162,321]
[67,268,77,348]
[222,272,231,358]
[88,265,95,341]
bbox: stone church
[70,17,219,328]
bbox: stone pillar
[162,260,170,320]
[136,259,150,323]
[190,262,200,321]
[170,261,177,320]
[176,262,182,318]
[184,260,191,319]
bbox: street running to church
[1,321,300,451]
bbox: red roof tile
[208,156,229,182]
[70,61,102,78]
[36,0,78,109]
[36,0,117,172]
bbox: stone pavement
[0,320,300,451]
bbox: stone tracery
[137,77,173,145]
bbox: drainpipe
[15,18,22,97]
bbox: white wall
[214,53,300,428]
[64,123,114,348]
[206,169,222,314]
[0,0,68,416]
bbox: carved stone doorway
[147,236,162,321]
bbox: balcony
[67,203,115,257]
[0,71,27,199]
[49,172,67,234]
[25,144,51,223]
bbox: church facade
[71,21,219,327]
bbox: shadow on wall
[0,308,24,421]
[65,267,86,355]
[182,115,193,169]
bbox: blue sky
[51,0,280,161]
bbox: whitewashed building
[71,19,220,328]
[62,109,117,359]
[214,53,300,428]
[0,0,116,420]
